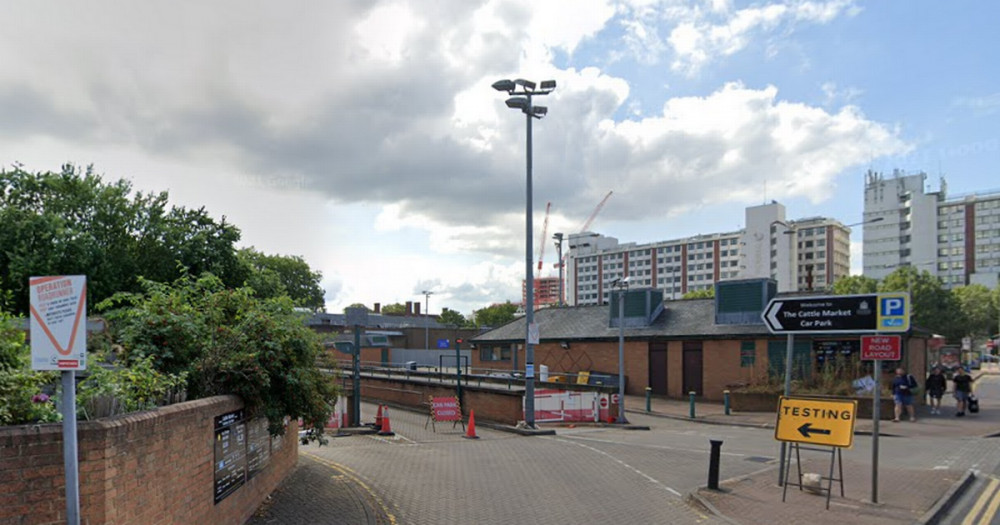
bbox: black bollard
[708,440,723,490]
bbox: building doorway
[683,342,703,396]
[648,342,668,395]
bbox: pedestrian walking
[952,367,975,417]
[891,367,918,422]
[925,367,947,414]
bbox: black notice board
[214,409,247,504]
[246,418,271,480]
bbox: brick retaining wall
[0,395,297,525]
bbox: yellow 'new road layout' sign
[774,397,857,448]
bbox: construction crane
[537,202,551,274]
[578,190,613,233]
[554,190,614,270]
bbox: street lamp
[493,77,556,428]
[613,276,630,424]
[422,290,434,351]
[553,232,564,306]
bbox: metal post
[352,324,361,427]
[645,387,652,413]
[456,339,463,406]
[724,390,731,416]
[554,233,564,306]
[872,358,881,503]
[617,287,627,424]
[708,440,723,490]
[524,96,536,428]
[689,391,696,418]
[423,291,431,351]
[62,371,80,525]
[778,333,794,486]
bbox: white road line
[548,436,683,497]
[558,433,749,457]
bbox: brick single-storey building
[471,280,930,402]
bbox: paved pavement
[247,366,1000,524]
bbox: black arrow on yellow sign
[797,423,832,438]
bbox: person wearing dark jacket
[891,368,918,422]
[925,367,947,414]
[952,367,975,417]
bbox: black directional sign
[761,293,910,334]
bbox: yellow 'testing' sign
[774,397,857,448]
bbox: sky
[2,1,998,317]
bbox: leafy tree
[473,302,518,328]
[952,285,998,338]
[0,165,244,315]
[343,303,370,313]
[99,273,337,440]
[878,267,961,340]
[239,248,325,310]
[682,288,714,299]
[437,307,467,327]
[381,303,406,315]
[832,275,878,295]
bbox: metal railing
[330,361,618,392]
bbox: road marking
[980,480,1000,525]
[303,452,399,524]
[962,477,999,525]
[548,436,682,497]
[558,434,748,458]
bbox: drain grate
[744,456,774,463]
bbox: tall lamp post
[613,276,630,424]
[422,290,434,351]
[493,77,556,428]
[553,232,564,306]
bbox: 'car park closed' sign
[860,335,901,361]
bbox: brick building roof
[471,298,772,343]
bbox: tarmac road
[250,369,1000,525]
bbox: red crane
[578,190,613,233]
[554,190,614,269]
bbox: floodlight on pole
[493,76,556,428]
[614,276,630,424]
[422,290,434,351]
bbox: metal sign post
[872,358,880,504]
[859,335,900,504]
[345,308,369,427]
[29,275,88,525]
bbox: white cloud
[953,92,1000,115]
[614,0,860,75]
[0,0,909,315]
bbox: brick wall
[0,396,297,525]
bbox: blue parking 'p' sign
[875,292,909,333]
[881,297,905,316]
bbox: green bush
[0,312,60,425]
[77,354,188,420]
[100,272,337,441]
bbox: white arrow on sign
[765,301,783,331]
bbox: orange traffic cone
[374,404,384,430]
[463,410,480,439]
[377,407,395,436]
